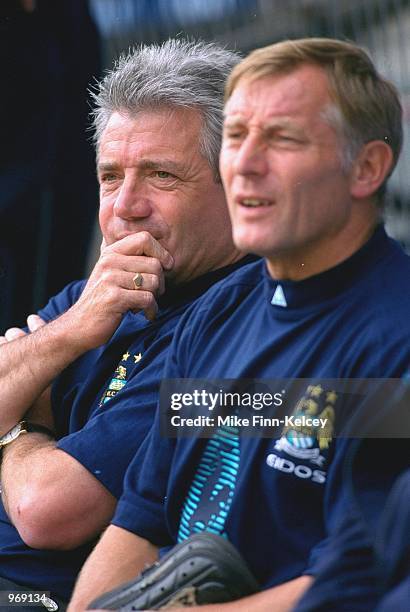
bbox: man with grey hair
[69,38,410,612]
[0,39,247,607]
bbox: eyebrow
[138,159,186,174]
[223,115,304,135]
[224,114,297,127]
[97,159,186,174]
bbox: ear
[350,140,393,200]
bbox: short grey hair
[91,39,241,179]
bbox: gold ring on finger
[133,272,143,290]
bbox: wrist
[0,421,55,449]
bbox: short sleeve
[56,339,169,498]
[109,314,194,543]
[112,410,176,546]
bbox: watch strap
[0,421,55,448]
[23,421,55,438]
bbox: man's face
[220,65,361,279]
[98,107,235,284]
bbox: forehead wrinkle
[227,69,332,117]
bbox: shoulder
[190,259,264,316]
[346,240,410,375]
[38,280,87,322]
[363,241,410,319]
[166,260,265,368]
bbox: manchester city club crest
[274,384,336,467]
[99,351,143,406]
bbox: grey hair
[91,39,241,179]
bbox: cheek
[98,199,113,235]
[219,149,234,185]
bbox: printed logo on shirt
[177,424,240,543]
[266,384,336,484]
[271,284,287,307]
[99,351,143,406]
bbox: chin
[232,230,270,256]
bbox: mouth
[239,198,273,208]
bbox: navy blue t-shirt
[113,227,410,595]
[0,257,253,600]
[294,381,410,612]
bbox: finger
[130,290,158,321]
[0,337,8,345]
[100,237,107,256]
[4,327,26,341]
[131,272,163,295]
[27,314,46,332]
[91,270,162,297]
[97,256,166,294]
[109,232,174,270]
[111,255,165,278]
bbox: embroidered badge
[266,384,337,485]
[99,351,143,406]
[273,384,336,464]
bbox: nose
[232,133,269,177]
[113,176,152,220]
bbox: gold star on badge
[305,399,318,414]
[326,391,337,404]
[122,352,130,362]
[309,385,323,398]
[134,353,142,363]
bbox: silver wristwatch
[0,421,55,448]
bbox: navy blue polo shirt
[294,383,410,612]
[113,226,410,595]
[0,256,253,600]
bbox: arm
[68,525,159,612]
[0,232,173,434]
[69,526,311,612]
[0,384,129,550]
[167,577,313,612]
[1,432,117,549]
[0,323,156,549]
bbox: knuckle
[140,291,155,308]
[138,230,151,243]
[99,269,116,285]
[151,275,160,292]
[98,251,113,270]
[151,259,162,276]
[105,286,118,302]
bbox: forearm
[0,315,84,434]
[69,525,159,612]
[168,575,313,612]
[1,434,117,549]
